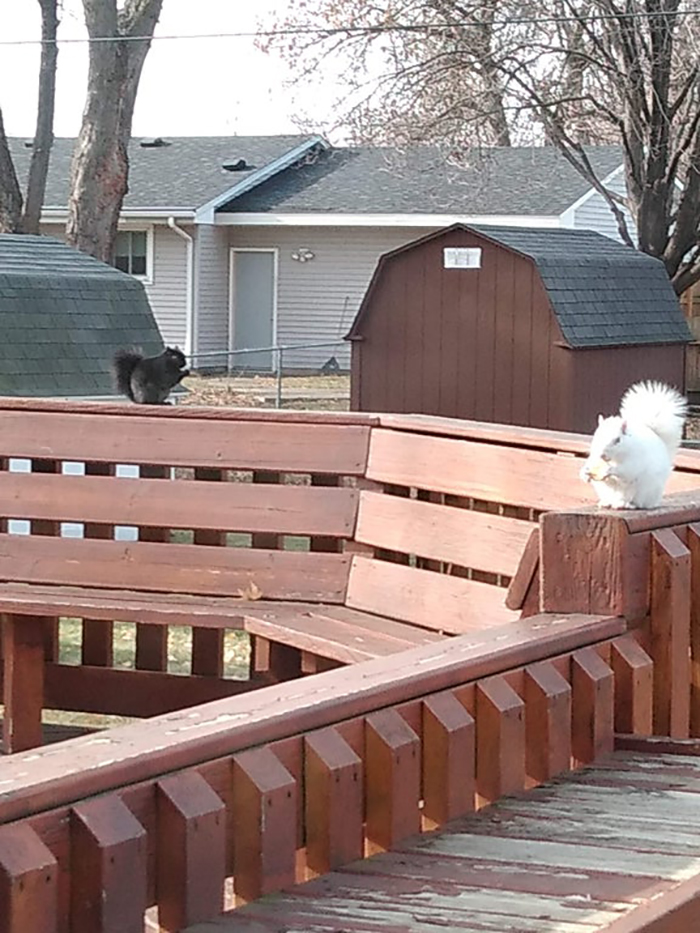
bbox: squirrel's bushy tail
[112,348,143,401]
[620,380,688,459]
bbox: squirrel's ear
[597,414,604,426]
[620,419,628,434]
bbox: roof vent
[222,158,252,172]
[139,137,170,148]
[24,141,33,148]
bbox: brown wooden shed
[345,224,691,433]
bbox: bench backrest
[0,405,373,603]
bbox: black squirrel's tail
[112,348,143,402]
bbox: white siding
[227,226,435,370]
[194,224,229,369]
[572,170,637,244]
[144,225,188,347]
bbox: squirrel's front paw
[580,458,610,483]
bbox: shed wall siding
[194,224,230,368]
[227,225,436,369]
[572,170,637,244]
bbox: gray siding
[572,169,637,244]
[227,225,435,369]
[194,224,229,369]
[145,225,188,347]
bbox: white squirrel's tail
[619,380,688,459]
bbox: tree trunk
[22,0,60,235]
[0,109,23,233]
[66,0,164,263]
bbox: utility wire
[2,9,700,48]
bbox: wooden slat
[0,535,350,603]
[611,636,653,737]
[572,647,614,764]
[506,527,540,611]
[232,748,297,904]
[366,427,591,510]
[690,523,700,738]
[0,471,359,537]
[355,489,532,577]
[0,614,624,824]
[422,692,475,826]
[156,772,226,930]
[365,708,421,853]
[524,661,572,782]
[135,464,170,672]
[0,825,58,933]
[651,528,691,738]
[0,410,371,474]
[29,460,60,664]
[2,615,45,754]
[81,464,116,668]
[70,796,147,933]
[475,676,526,803]
[346,556,517,633]
[192,467,227,678]
[304,728,363,875]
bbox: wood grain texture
[346,556,517,633]
[572,647,614,764]
[0,825,57,933]
[611,635,654,737]
[2,615,45,754]
[689,523,700,738]
[651,528,691,738]
[355,489,532,577]
[475,676,526,803]
[421,692,475,826]
[524,661,572,782]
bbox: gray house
[10,136,632,371]
[0,234,163,398]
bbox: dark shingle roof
[222,145,624,216]
[8,135,312,210]
[348,224,690,349]
[0,235,163,397]
[9,137,623,216]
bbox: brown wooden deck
[186,750,700,933]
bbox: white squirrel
[580,381,688,509]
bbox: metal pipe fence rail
[190,340,349,409]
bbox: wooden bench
[1,398,699,755]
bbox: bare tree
[266,0,700,293]
[0,0,60,234]
[66,0,164,263]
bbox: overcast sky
[0,0,341,139]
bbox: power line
[2,9,700,48]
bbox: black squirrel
[112,346,189,404]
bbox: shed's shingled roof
[0,235,163,397]
[347,224,691,349]
[9,136,623,216]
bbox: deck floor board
[184,751,700,932]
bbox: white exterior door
[229,249,277,371]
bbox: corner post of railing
[275,347,284,409]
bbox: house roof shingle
[9,136,624,217]
[348,224,691,349]
[0,235,163,397]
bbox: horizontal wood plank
[0,410,371,474]
[0,471,358,536]
[345,556,518,633]
[0,535,349,603]
[355,489,532,577]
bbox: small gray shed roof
[347,224,691,349]
[0,235,164,397]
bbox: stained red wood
[29,459,60,664]
[70,795,147,933]
[523,660,572,782]
[192,467,228,678]
[304,728,363,874]
[0,535,350,602]
[2,614,45,754]
[0,470,359,537]
[232,748,297,903]
[156,772,226,930]
[0,409,372,474]
[505,527,540,611]
[365,708,421,853]
[475,676,526,803]
[689,523,700,738]
[250,638,302,682]
[421,692,475,825]
[651,528,691,738]
[346,555,517,633]
[611,635,653,736]
[0,613,623,824]
[0,824,57,933]
[354,489,532,578]
[572,647,614,764]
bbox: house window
[115,230,149,278]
